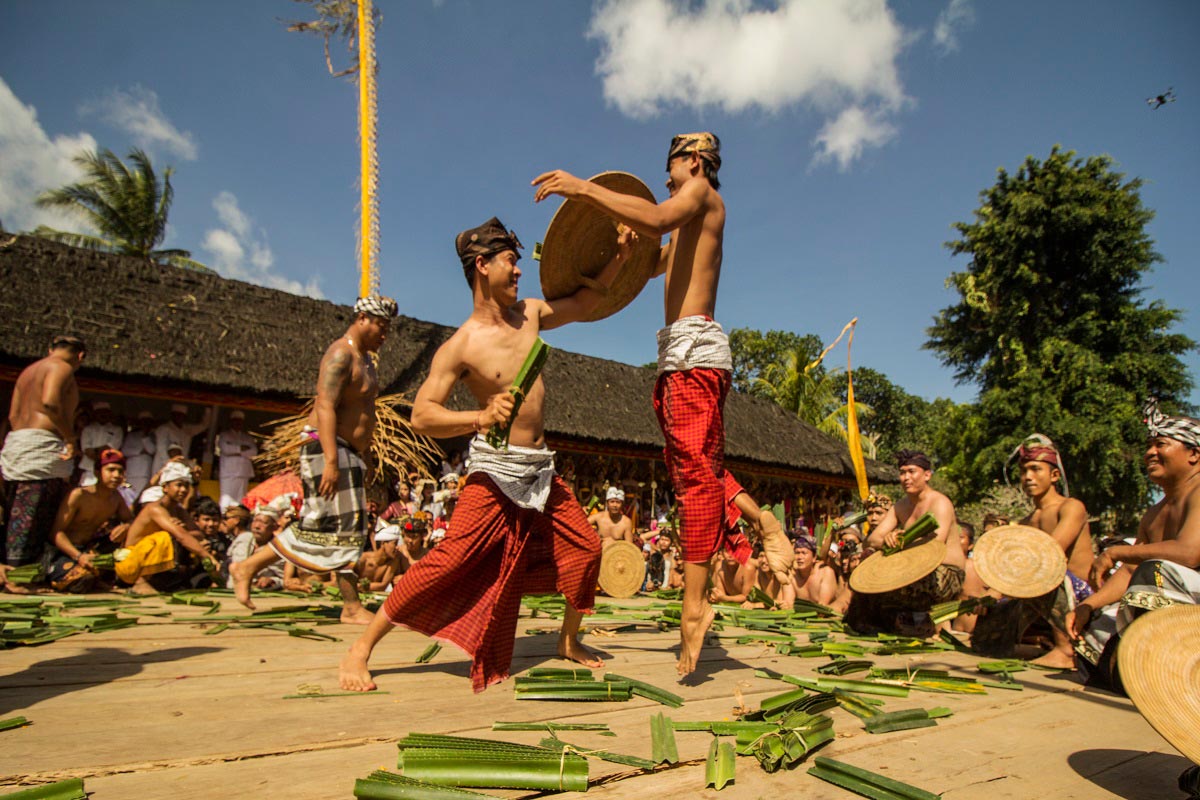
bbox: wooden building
[0,235,892,526]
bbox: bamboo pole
[357,0,379,299]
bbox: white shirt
[153,419,208,472]
[79,421,124,474]
[216,429,257,479]
[122,429,157,474]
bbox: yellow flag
[806,317,870,501]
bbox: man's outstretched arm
[533,170,706,238]
[539,226,637,330]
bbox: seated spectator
[395,515,430,576]
[781,536,837,607]
[356,524,403,592]
[982,512,1009,532]
[645,534,675,591]
[188,497,226,587]
[116,462,219,595]
[46,449,133,592]
[832,543,871,615]
[220,504,253,583]
[708,544,754,604]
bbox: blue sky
[1,0,1197,407]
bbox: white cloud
[202,191,323,298]
[587,0,910,168]
[933,0,974,54]
[813,105,898,170]
[0,77,97,233]
[80,85,198,161]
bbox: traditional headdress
[139,486,164,504]
[1008,433,1070,497]
[354,295,398,319]
[374,525,401,543]
[895,449,932,471]
[667,132,722,172]
[98,448,125,469]
[794,536,816,553]
[1144,397,1200,449]
[159,461,193,485]
[606,486,625,502]
[171,404,188,415]
[455,217,523,282]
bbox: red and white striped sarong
[654,367,746,564]
[381,472,601,692]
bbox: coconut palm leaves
[33,148,208,271]
[285,0,381,77]
[750,342,873,451]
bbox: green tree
[750,341,873,448]
[728,328,822,394]
[33,147,207,270]
[926,146,1195,525]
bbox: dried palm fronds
[254,392,442,486]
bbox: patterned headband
[1144,397,1200,449]
[355,295,398,319]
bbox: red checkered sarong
[654,367,745,564]
[381,471,601,692]
[722,472,752,563]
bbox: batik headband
[667,132,721,171]
[355,295,398,319]
[1144,397,1200,449]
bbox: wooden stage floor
[0,594,1188,799]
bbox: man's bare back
[8,346,80,450]
[307,338,379,454]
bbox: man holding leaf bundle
[340,216,635,693]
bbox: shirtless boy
[535,132,785,676]
[864,450,965,631]
[118,461,220,594]
[355,524,403,592]
[340,216,633,693]
[781,536,837,607]
[2,335,84,574]
[589,487,636,547]
[232,296,397,624]
[46,448,133,592]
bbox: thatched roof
[0,235,893,482]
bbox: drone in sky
[1146,87,1176,109]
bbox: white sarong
[0,428,73,482]
[466,436,555,512]
[656,316,732,374]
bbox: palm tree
[750,343,873,445]
[33,147,208,270]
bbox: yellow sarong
[115,531,175,584]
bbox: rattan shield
[598,539,646,598]
[972,524,1067,599]
[849,539,947,594]
[539,172,660,321]
[1118,604,1200,764]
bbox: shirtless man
[709,545,753,605]
[355,524,402,592]
[865,450,965,631]
[1067,399,1200,691]
[589,487,636,547]
[340,216,632,693]
[2,335,84,574]
[781,537,837,607]
[1019,440,1094,666]
[118,461,219,594]
[45,449,132,592]
[232,296,397,624]
[535,132,780,676]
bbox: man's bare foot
[677,601,715,677]
[340,605,376,625]
[229,561,256,610]
[129,578,158,596]
[339,642,378,691]
[1030,648,1076,669]
[557,636,604,669]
